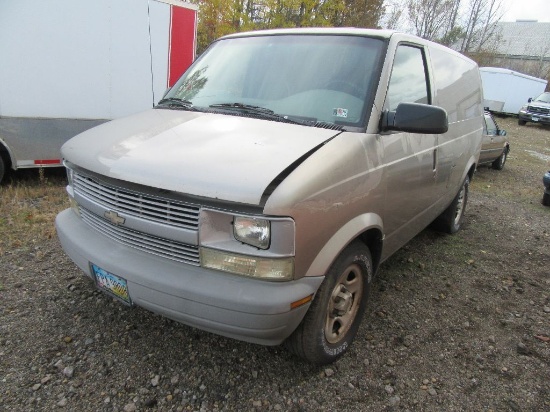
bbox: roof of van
[218,28,476,65]
[219,27,398,40]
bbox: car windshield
[534,93,550,103]
[163,34,385,128]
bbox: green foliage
[438,26,465,47]
[190,0,386,53]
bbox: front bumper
[518,112,550,125]
[56,209,323,345]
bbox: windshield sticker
[333,108,348,118]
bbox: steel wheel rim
[325,263,363,344]
[453,183,466,226]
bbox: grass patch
[0,169,68,252]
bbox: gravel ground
[1,118,549,411]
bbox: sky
[500,0,550,22]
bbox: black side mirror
[528,98,532,103]
[381,102,448,134]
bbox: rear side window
[386,45,429,111]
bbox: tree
[438,0,462,46]
[191,0,235,52]
[382,0,404,30]
[192,0,389,52]
[459,0,504,54]
[341,0,385,28]
[407,0,456,41]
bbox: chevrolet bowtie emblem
[104,210,126,225]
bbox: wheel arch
[467,160,476,181]
[304,213,384,279]
[0,138,15,171]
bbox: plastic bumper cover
[55,209,323,345]
[519,112,550,124]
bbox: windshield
[163,34,385,128]
[534,92,550,103]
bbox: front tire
[284,242,372,364]
[492,148,507,170]
[433,175,469,234]
[518,119,527,126]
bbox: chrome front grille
[528,105,550,116]
[73,173,200,230]
[80,207,200,265]
[71,170,201,265]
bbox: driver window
[386,45,430,111]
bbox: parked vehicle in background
[480,67,547,115]
[543,171,550,206]
[479,112,510,170]
[0,0,197,184]
[56,28,484,364]
[518,92,550,126]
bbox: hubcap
[325,263,363,344]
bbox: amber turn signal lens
[290,294,313,310]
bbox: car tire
[518,119,527,126]
[543,193,550,207]
[284,242,372,364]
[491,148,507,170]
[0,155,5,184]
[433,175,469,234]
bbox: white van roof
[220,27,398,40]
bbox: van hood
[529,100,550,110]
[62,109,340,205]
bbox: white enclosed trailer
[480,67,547,115]
[0,0,197,182]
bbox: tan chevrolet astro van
[56,28,483,364]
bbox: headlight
[201,248,294,280]
[519,105,528,113]
[64,165,80,216]
[200,209,294,280]
[233,216,270,249]
[66,165,75,189]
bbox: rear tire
[518,119,527,126]
[433,175,469,234]
[491,149,507,170]
[0,155,5,184]
[543,193,550,207]
[284,242,372,364]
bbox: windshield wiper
[209,103,313,126]
[209,102,275,114]
[156,97,197,110]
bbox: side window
[386,45,430,111]
[485,115,498,135]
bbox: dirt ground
[0,117,549,411]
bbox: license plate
[532,116,539,122]
[91,264,131,304]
